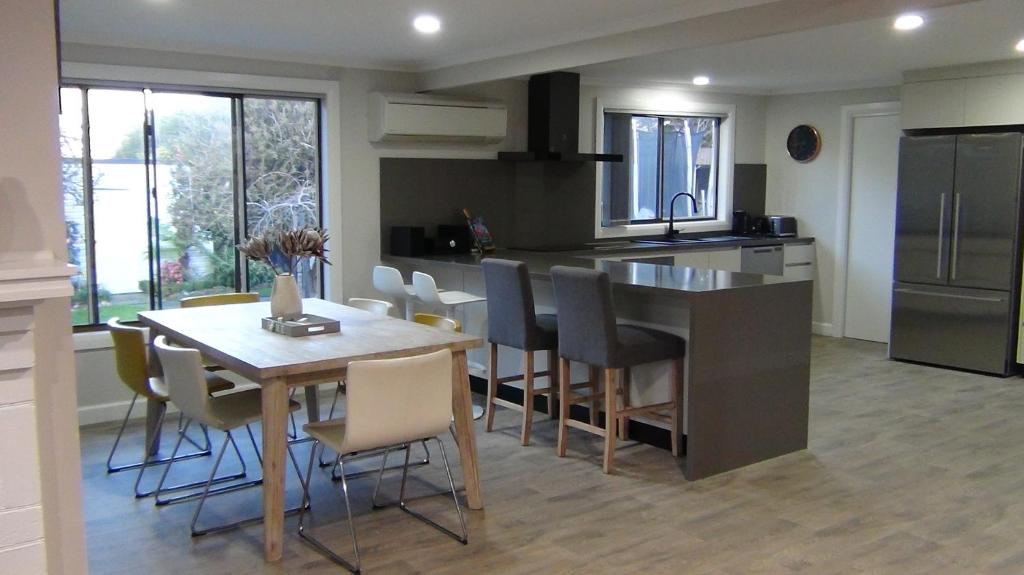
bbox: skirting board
[77,383,341,427]
[812,322,835,337]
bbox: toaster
[766,215,797,237]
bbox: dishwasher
[740,244,784,275]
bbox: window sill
[595,219,731,240]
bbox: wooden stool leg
[671,357,683,457]
[588,366,600,426]
[485,342,498,432]
[546,349,558,418]
[603,368,618,474]
[521,351,535,446]
[557,357,571,457]
[619,367,631,440]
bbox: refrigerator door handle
[936,192,945,279]
[893,287,1005,303]
[951,192,962,280]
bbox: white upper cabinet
[901,80,966,130]
[964,75,1024,127]
[902,73,1024,130]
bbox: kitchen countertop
[385,240,813,294]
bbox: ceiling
[572,0,1024,94]
[59,0,1022,93]
[58,0,776,71]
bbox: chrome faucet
[666,192,698,237]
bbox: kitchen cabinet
[783,242,816,280]
[902,73,1024,130]
[674,250,711,268]
[901,79,966,130]
[707,246,741,272]
[741,245,784,275]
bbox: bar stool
[373,265,417,320]
[550,266,685,474]
[481,259,585,446]
[411,271,485,320]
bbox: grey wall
[381,159,767,251]
[380,158,597,251]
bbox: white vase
[270,274,302,318]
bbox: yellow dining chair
[178,292,260,308]
[413,312,460,332]
[106,318,242,498]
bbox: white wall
[0,3,87,573]
[764,86,901,334]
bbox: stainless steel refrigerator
[890,133,1024,376]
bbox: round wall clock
[787,124,822,163]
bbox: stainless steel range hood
[498,71,623,163]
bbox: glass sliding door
[150,92,238,308]
[87,88,151,323]
[59,84,324,326]
[242,96,322,298]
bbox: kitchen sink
[696,235,749,242]
[631,238,707,246]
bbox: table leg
[304,385,321,424]
[261,378,288,561]
[450,350,483,510]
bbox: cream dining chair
[152,335,306,536]
[297,349,467,573]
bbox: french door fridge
[890,133,1024,375]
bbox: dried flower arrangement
[237,228,331,276]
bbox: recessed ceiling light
[893,13,924,31]
[693,75,710,86]
[413,15,441,34]
[1016,38,1024,53]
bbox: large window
[60,85,322,326]
[602,112,721,227]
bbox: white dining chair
[152,335,306,536]
[298,349,467,573]
[372,265,417,320]
[411,271,485,319]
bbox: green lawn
[72,303,149,326]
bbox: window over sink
[601,111,721,227]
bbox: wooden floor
[80,336,1024,574]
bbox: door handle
[751,248,775,253]
[951,192,961,280]
[894,288,1004,303]
[784,262,812,267]
[936,192,945,279]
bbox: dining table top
[137,298,483,383]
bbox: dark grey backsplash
[733,163,767,216]
[380,158,766,252]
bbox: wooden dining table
[138,298,484,561]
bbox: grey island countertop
[385,239,813,294]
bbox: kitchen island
[384,247,812,480]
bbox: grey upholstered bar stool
[482,259,562,445]
[550,265,685,474]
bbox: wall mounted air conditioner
[368,92,507,143]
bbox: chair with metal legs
[319,297,432,473]
[298,349,467,573]
[179,292,301,439]
[152,335,306,536]
[105,318,238,498]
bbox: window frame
[60,63,340,329]
[593,98,736,240]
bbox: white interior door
[844,113,901,343]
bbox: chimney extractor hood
[498,71,623,163]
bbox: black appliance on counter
[390,226,425,257]
[432,224,473,254]
[766,215,798,237]
[732,210,749,235]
